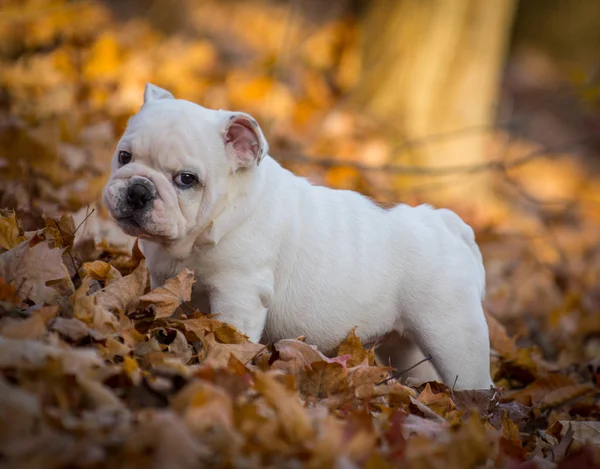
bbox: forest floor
[1,1,600,468]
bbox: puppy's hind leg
[406,295,493,390]
[375,331,440,385]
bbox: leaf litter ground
[0,212,599,469]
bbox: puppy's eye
[174,172,199,188]
[118,150,132,165]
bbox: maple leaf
[138,268,195,319]
[299,360,348,398]
[337,327,375,367]
[417,383,456,417]
[0,239,74,305]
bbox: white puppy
[103,84,493,390]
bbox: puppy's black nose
[126,183,154,209]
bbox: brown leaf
[348,361,392,398]
[337,327,375,367]
[300,361,348,398]
[0,211,24,250]
[540,384,596,410]
[171,380,236,439]
[254,371,314,443]
[560,421,600,448]
[123,410,208,468]
[44,214,76,249]
[180,315,249,344]
[417,383,456,417]
[485,310,519,358]
[508,374,578,406]
[82,260,122,284]
[0,276,19,303]
[275,338,331,364]
[201,332,265,368]
[0,305,57,340]
[138,268,195,318]
[0,378,41,445]
[49,317,106,344]
[0,336,102,374]
[0,239,74,305]
[92,259,148,316]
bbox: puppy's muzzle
[126,176,156,210]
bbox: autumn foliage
[1,0,600,468]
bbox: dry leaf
[560,421,600,448]
[0,336,102,374]
[92,259,148,316]
[337,327,375,367]
[0,305,57,340]
[417,383,456,417]
[254,371,314,443]
[0,239,74,304]
[201,332,265,368]
[300,361,348,398]
[0,211,24,250]
[82,260,122,284]
[138,268,195,318]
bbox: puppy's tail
[437,208,486,300]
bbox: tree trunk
[353,0,517,215]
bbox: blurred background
[1,0,599,376]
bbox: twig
[376,353,433,386]
[74,207,96,235]
[53,219,81,284]
[277,133,599,177]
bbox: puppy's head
[102,83,268,242]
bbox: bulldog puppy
[103,83,493,390]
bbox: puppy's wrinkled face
[102,84,268,242]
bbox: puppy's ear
[222,112,269,168]
[144,83,175,104]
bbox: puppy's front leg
[209,274,272,343]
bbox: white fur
[103,84,493,390]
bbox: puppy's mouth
[113,214,153,238]
[115,215,141,227]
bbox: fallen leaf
[508,374,578,406]
[0,305,57,339]
[49,317,106,344]
[92,259,148,316]
[0,211,24,250]
[337,327,375,367]
[82,260,122,284]
[417,383,456,417]
[138,268,195,318]
[254,371,314,443]
[180,315,249,344]
[485,310,519,358]
[201,332,265,368]
[171,380,236,439]
[0,336,102,374]
[300,360,348,398]
[560,421,600,448]
[0,239,74,304]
